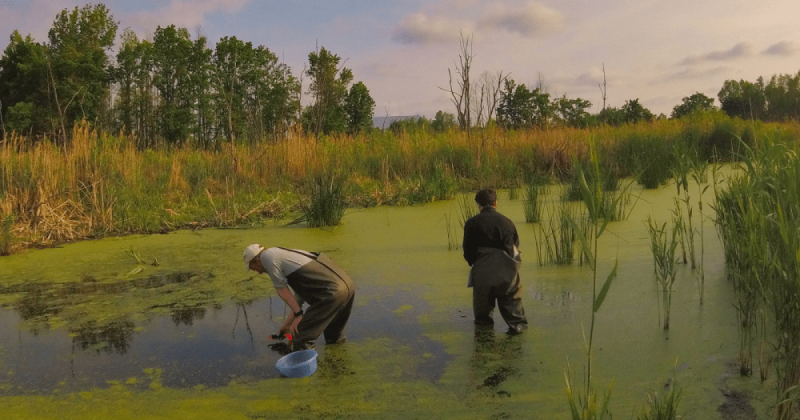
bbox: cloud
[391,1,563,46]
[0,0,74,42]
[391,12,470,45]
[661,66,729,83]
[679,42,753,65]
[477,2,564,37]
[762,41,798,56]
[129,0,250,33]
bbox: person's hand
[289,315,302,336]
[278,324,290,336]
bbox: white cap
[243,244,265,273]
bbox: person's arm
[276,287,303,336]
[462,219,478,266]
[502,217,520,257]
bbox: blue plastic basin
[275,349,318,378]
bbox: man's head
[243,244,265,274]
[474,189,497,208]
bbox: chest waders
[280,249,355,350]
[469,247,527,331]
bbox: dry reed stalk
[284,132,319,179]
[167,152,188,198]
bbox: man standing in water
[462,189,528,333]
[243,245,355,351]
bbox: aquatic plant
[532,200,582,266]
[690,158,709,303]
[443,212,460,251]
[0,213,15,255]
[616,133,674,189]
[508,178,520,200]
[713,136,800,419]
[290,169,348,227]
[522,181,545,223]
[600,180,638,222]
[636,381,683,420]
[673,143,712,302]
[563,137,619,419]
[1,115,798,255]
[456,193,477,228]
[646,216,680,330]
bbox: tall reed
[523,182,545,223]
[646,216,680,330]
[456,193,477,227]
[714,136,800,419]
[533,201,584,266]
[0,213,15,255]
[289,169,347,227]
[563,137,619,419]
[690,157,709,303]
[1,117,798,254]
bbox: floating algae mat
[0,183,776,418]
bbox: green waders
[469,247,527,330]
[286,253,355,351]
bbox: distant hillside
[372,115,422,129]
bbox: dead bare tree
[440,31,473,135]
[470,71,508,128]
[471,79,485,128]
[598,63,607,111]
[484,70,507,124]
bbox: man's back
[462,207,519,266]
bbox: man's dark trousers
[470,247,527,329]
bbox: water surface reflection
[0,272,450,393]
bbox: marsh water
[0,179,774,419]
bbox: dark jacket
[462,207,519,266]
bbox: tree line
[0,4,376,148]
[2,4,799,147]
[440,34,800,134]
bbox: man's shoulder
[493,211,517,228]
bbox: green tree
[304,47,353,136]
[152,25,194,145]
[244,45,300,142]
[213,36,299,144]
[597,106,625,126]
[0,30,49,136]
[764,72,800,121]
[187,35,214,147]
[47,4,118,138]
[671,92,716,119]
[554,94,592,128]
[344,81,375,135]
[389,116,431,134]
[213,36,254,143]
[432,110,456,133]
[497,78,552,130]
[621,98,654,124]
[718,78,766,120]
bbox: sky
[1,0,799,118]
